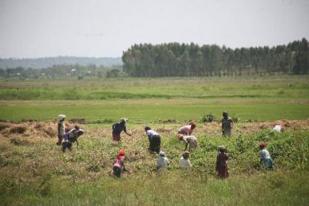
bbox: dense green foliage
[122,38,309,77]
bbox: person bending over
[145,126,161,154]
[112,118,132,142]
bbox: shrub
[201,114,215,123]
[232,116,240,123]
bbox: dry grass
[0,120,309,205]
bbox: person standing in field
[216,146,229,178]
[145,126,161,154]
[259,143,273,169]
[57,114,66,145]
[112,149,128,178]
[112,118,132,142]
[179,151,192,169]
[221,112,233,137]
[178,134,198,152]
[177,122,196,139]
[157,151,170,170]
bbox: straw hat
[58,114,66,121]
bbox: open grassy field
[0,75,308,122]
[0,75,309,205]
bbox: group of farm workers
[56,111,273,178]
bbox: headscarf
[117,149,125,160]
[259,143,267,149]
[190,122,196,130]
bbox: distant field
[0,75,308,122]
[1,75,309,100]
[0,99,308,122]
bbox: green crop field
[0,75,308,122]
[0,75,309,206]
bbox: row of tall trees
[122,38,309,77]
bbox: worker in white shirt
[179,151,192,169]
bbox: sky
[0,0,308,58]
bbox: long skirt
[113,166,122,177]
[57,134,63,145]
[262,158,273,169]
[223,129,231,137]
[62,141,72,152]
[149,135,161,154]
[112,132,121,141]
[217,165,229,178]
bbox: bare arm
[125,131,132,136]
[124,126,132,136]
[184,142,188,151]
[215,155,219,171]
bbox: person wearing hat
[157,151,170,170]
[259,143,273,169]
[221,112,233,137]
[179,151,192,169]
[145,126,161,154]
[112,149,128,178]
[178,134,198,152]
[112,118,132,142]
[216,146,229,178]
[57,114,66,145]
[177,122,196,139]
[62,125,84,152]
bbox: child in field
[57,114,66,145]
[179,151,192,169]
[112,149,128,178]
[157,151,170,170]
[178,134,198,152]
[177,122,196,139]
[145,126,161,154]
[216,146,229,178]
[112,118,132,142]
[221,112,233,137]
[259,143,273,169]
[62,125,84,152]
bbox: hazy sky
[0,0,308,58]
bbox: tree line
[122,38,309,77]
